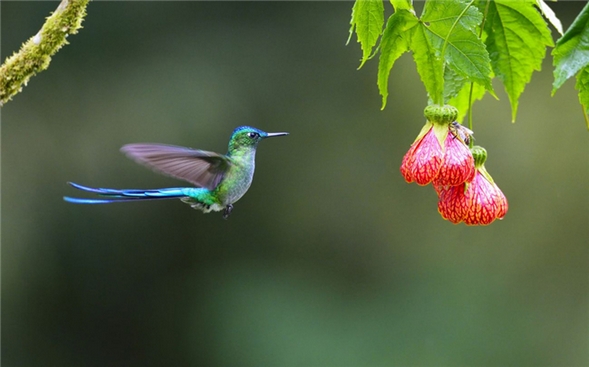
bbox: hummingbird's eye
[248,132,260,139]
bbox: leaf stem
[466,0,490,142]
[467,83,474,147]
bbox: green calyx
[424,104,458,125]
[470,146,495,183]
[412,121,434,143]
[410,120,449,149]
[470,145,487,167]
[470,145,493,183]
[432,122,449,148]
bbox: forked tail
[63,182,190,204]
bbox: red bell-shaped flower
[401,105,475,187]
[437,146,508,225]
[400,123,445,185]
[432,131,475,187]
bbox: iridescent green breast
[214,150,256,205]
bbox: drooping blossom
[437,146,508,225]
[400,123,445,185]
[400,105,475,186]
[432,131,475,187]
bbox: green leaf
[348,0,385,68]
[484,0,553,121]
[411,22,444,102]
[438,26,494,92]
[444,66,487,123]
[536,0,563,35]
[378,10,418,109]
[448,80,487,123]
[575,66,589,130]
[390,0,412,11]
[552,2,589,93]
[443,65,467,102]
[422,0,482,32]
[420,0,494,100]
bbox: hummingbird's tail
[63,182,192,204]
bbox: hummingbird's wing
[120,143,232,190]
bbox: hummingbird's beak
[265,132,289,138]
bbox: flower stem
[466,0,490,145]
[467,82,474,147]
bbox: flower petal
[463,172,502,225]
[437,184,468,224]
[494,183,508,220]
[400,141,419,183]
[433,133,475,187]
[400,127,444,185]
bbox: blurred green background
[2,2,587,366]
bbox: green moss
[0,0,89,106]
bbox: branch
[0,0,89,106]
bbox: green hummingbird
[64,126,289,219]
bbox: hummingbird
[64,126,289,219]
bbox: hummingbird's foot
[222,204,233,220]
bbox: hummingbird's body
[64,126,288,219]
[180,144,257,213]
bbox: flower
[432,131,475,187]
[401,106,474,186]
[400,123,445,185]
[437,147,508,225]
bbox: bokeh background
[2,2,587,366]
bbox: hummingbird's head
[228,126,289,152]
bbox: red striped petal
[463,172,506,225]
[437,184,468,224]
[400,127,443,185]
[433,133,475,187]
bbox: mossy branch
[0,0,89,106]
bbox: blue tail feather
[64,182,190,204]
[63,196,179,204]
